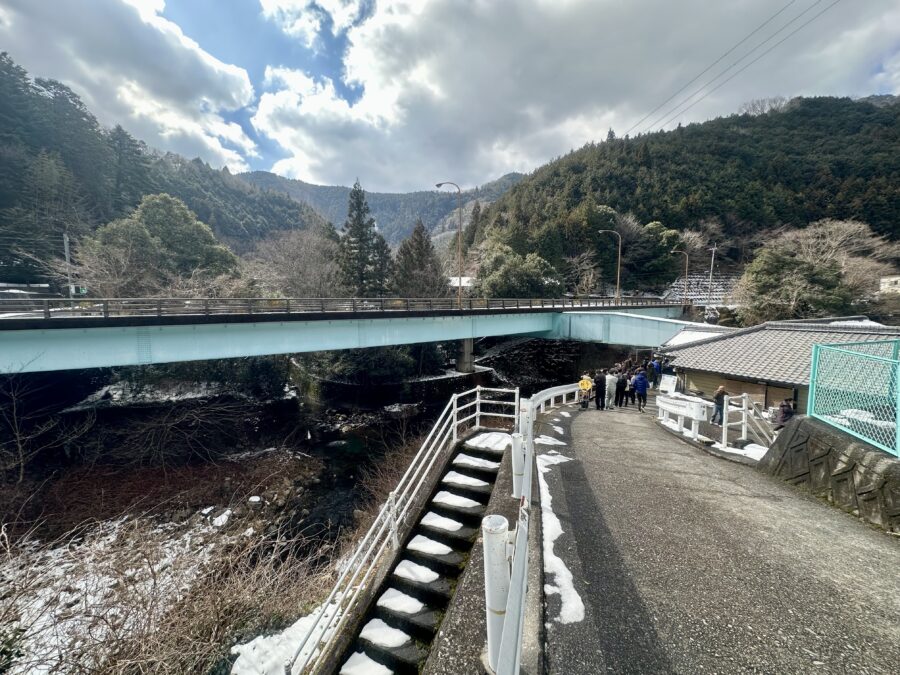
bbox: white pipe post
[388,490,399,549]
[722,395,730,449]
[691,419,700,440]
[511,432,524,499]
[476,385,482,429]
[452,393,458,443]
[513,388,520,433]
[483,514,510,672]
[677,414,684,433]
[741,394,749,441]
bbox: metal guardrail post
[511,433,524,499]
[452,393,459,443]
[482,514,510,673]
[156,299,162,317]
[476,385,482,428]
[43,300,50,319]
[247,298,254,315]
[102,301,109,319]
[388,490,400,549]
[722,395,730,449]
[741,395,749,441]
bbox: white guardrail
[657,392,774,448]
[285,385,519,675]
[483,382,582,675]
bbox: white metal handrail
[486,381,581,674]
[286,385,518,674]
[722,393,774,449]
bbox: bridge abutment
[456,338,474,374]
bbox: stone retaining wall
[759,416,900,532]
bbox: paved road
[535,400,900,674]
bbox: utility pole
[707,242,717,307]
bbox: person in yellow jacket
[578,373,593,409]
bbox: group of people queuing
[577,356,667,414]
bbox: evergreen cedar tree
[392,219,449,298]
[337,180,393,297]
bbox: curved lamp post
[671,248,689,303]
[436,181,463,310]
[597,229,622,303]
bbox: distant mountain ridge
[240,171,524,245]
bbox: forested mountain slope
[241,170,524,245]
[474,96,900,247]
[0,53,326,282]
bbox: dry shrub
[2,512,335,674]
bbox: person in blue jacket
[632,369,650,412]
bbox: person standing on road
[595,369,607,410]
[605,369,617,409]
[578,373,593,409]
[632,369,650,412]
[616,371,628,408]
[711,385,728,425]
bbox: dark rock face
[760,416,900,532]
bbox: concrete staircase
[338,432,510,674]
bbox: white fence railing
[285,385,518,675]
[483,382,581,674]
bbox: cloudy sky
[1,0,898,191]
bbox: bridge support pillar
[457,338,475,374]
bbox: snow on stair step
[421,511,464,532]
[377,587,426,615]
[464,431,511,453]
[442,471,489,488]
[359,617,411,648]
[453,454,500,470]
[340,650,393,675]
[432,491,481,509]
[406,535,453,556]
[394,559,440,584]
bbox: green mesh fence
[809,340,900,457]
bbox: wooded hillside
[0,53,326,282]
[475,96,900,250]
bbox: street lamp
[436,181,463,310]
[597,229,622,303]
[671,248,689,303]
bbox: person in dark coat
[615,371,628,407]
[632,369,650,412]
[774,398,795,430]
[595,369,607,410]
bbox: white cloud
[259,0,364,47]
[253,0,900,191]
[0,0,257,171]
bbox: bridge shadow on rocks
[558,456,673,673]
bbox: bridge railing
[484,381,581,674]
[286,385,519,674]
[0,295,687,321]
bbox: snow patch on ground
[536,453,585,625]
[340,651,392,675]
[552,425,565,435]
[711,442,769,461]
[377,588,425,615]
[421,511,463,532]
[394,560,439,584]
[535,435,567,446]
[442,471,488,488]
[212,509,232,527]
[453,454,500,470]
[432,491,480,509]
[231,598,343,674]
[407,535,453,556]
[559,412,571,418]
[359,618,410,648]
[552,418,561,422]
[464,431,511,452]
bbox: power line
[655,0,843,131]
[641,0,826,134]
[623,0,800,138]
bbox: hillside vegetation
[241,170,523,245]
[0,53,326,282]
[474,96,900,259]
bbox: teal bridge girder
[0,298,696,374]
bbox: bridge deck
[535,394,900,673]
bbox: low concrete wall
[759,416,900,532]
